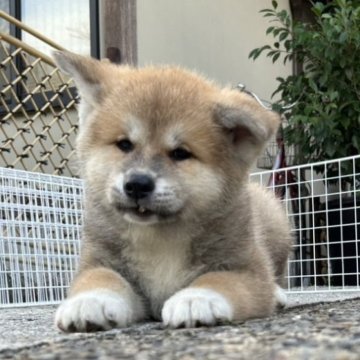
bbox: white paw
[55,289,135,332]
[275,285,288,308]
[162,288,233,328]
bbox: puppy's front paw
[162,288,233,328]
[55,289,135,332]
[275,285,288,308]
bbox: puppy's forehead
[97,67,223,149]
[117,67,216,117]
[123,113,213,148]
[162,122,208,148]
[125,115,147,142]
[164,123,183,149]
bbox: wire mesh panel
[0,33,78,177]
[0,167,83,307]
[1,156,359,308]
[251,154,360,293]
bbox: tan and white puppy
[53,51,292,332]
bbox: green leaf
[329,91,339,102]
[266,26,275,35]
[345,68,353,80]
[319,72,328,85]
[266,50,278,58]
[272,0,278,9]
[312,2,325,16]
[325,142,337,158]
[352,135,360,151]
[249,45,272,60]
[248,48,257,59]
[277,9,288,22]
[273,28,281,37]
[339,32,348,43]
[284,39,292,51]
[261,45,272,51]
[339,57,346,68]
[279,31,289,41]
[259,8,274,14]
[322,13,332,19]
[283,54,292,64]
[249,49,260,60]
[272,52,281,63]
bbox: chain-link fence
[0,11,78,177]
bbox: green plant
[249,0,360,176]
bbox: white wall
[137,0,292,102]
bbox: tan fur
[53,50,292,332]
[69,267,132,296]
[191,270,276,320]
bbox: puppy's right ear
[52,50,107,104]
[214,89,280,168]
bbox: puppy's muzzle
[124,174,155,200]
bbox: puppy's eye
[116,139,134,153]
[169,147,192,161]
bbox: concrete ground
[0,293,360,360]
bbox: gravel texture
[1,296,359,360]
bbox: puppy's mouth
[117,204,154,217]
[110,187,182,225]
[115,203,176,225]
[131,205,154,218]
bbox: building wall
[137,0,292,102]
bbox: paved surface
[1,295,360,359]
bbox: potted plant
[249,0,360,285]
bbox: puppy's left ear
[214,89,280,166]
[52,50,124,126]
[52,50,109,104]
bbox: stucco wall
[137,0,292,102]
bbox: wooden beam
[99,0,137,65]
[289,0,315,25]
[289,0,315,75]
[289,0,330,75]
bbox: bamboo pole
[0,10,65,51]
[0,33,55,66]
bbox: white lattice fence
[0,167,82,306]
[251,154,360,293]
[1,155,359,307]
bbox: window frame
[1,0,99,113]
[8,0,100,57]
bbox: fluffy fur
[53,50,292,332]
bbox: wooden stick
[0,10,65,51]
[0,33,55,66]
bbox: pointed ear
[52,50,108,104]
[214,89,280,166]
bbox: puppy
[53,51,292,332]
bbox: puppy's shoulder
[245,182,284,211]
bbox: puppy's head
[53,51,279,226]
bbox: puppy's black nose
[124,174,155,200]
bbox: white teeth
[138,206,146,213]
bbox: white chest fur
[122,225,196,311]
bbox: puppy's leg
[162,271,276,328]
[55,267,144,332]
[275,284,288,308]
